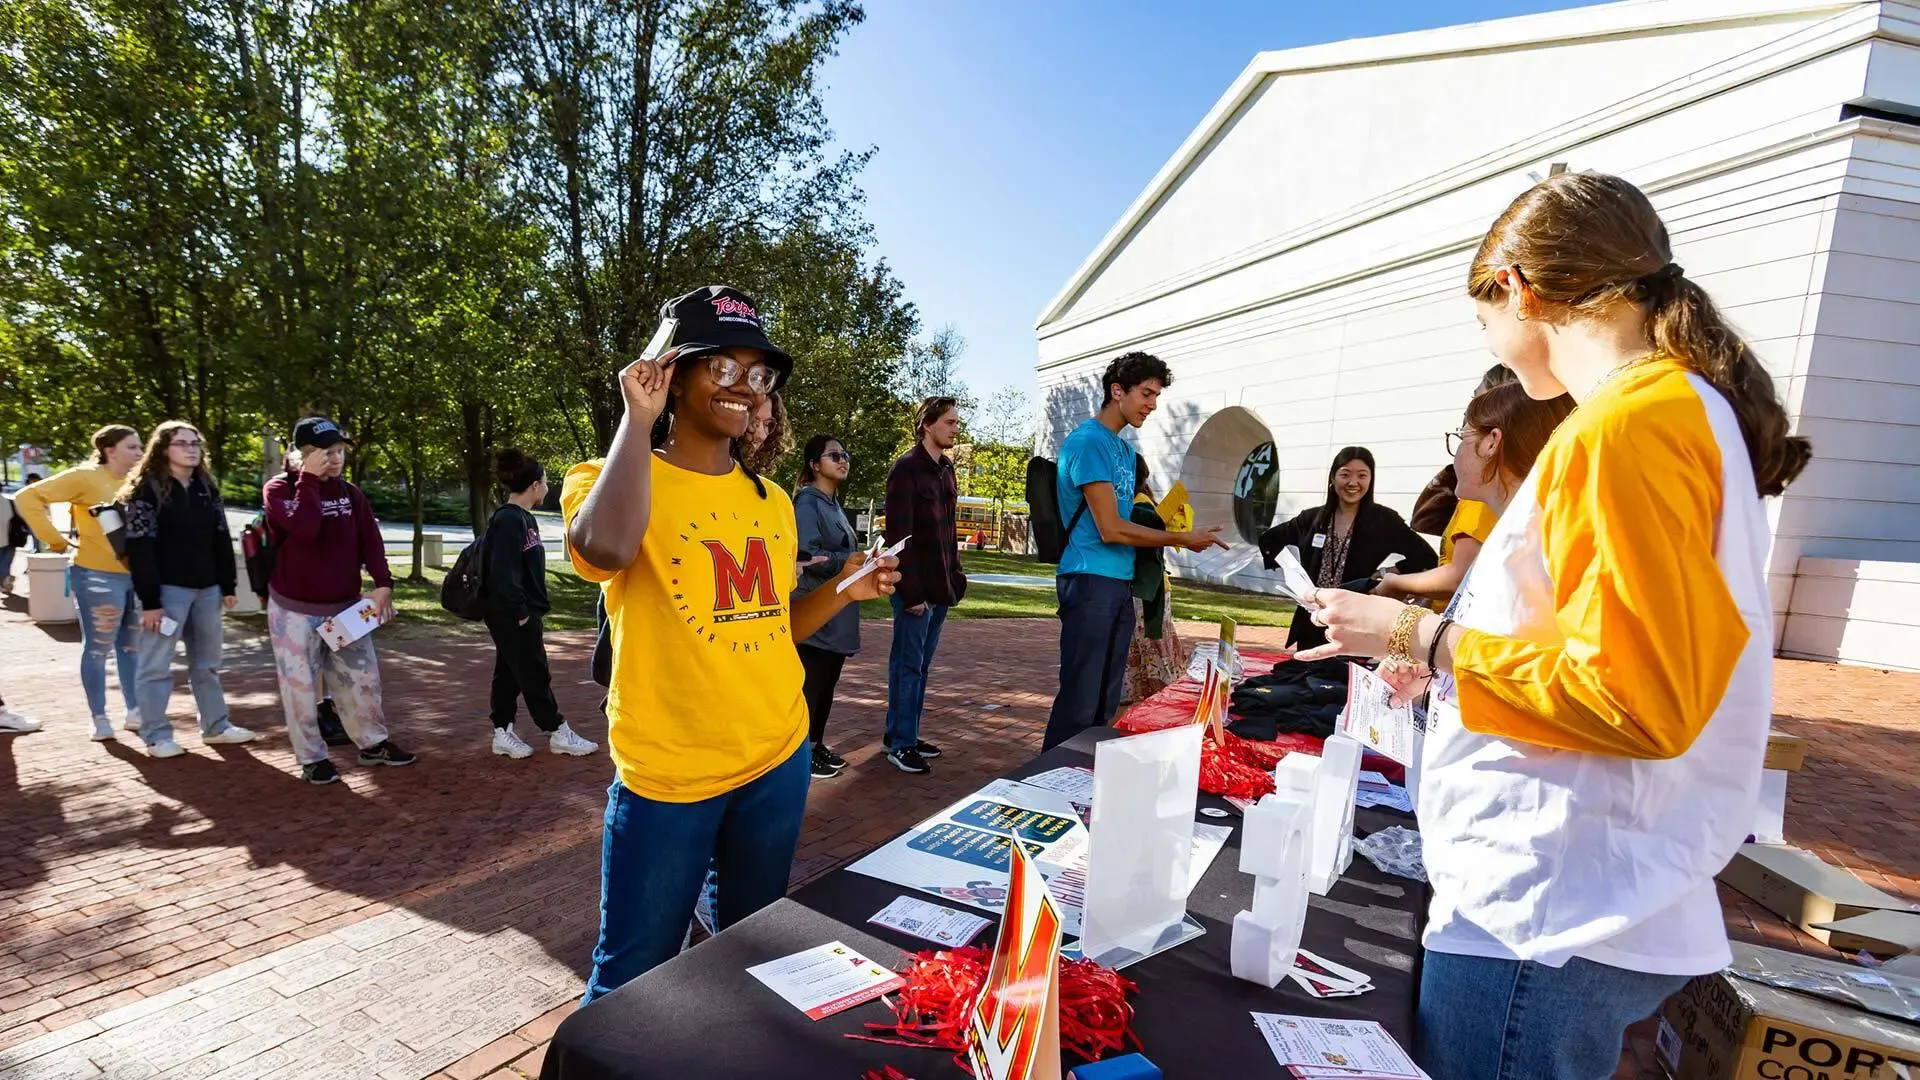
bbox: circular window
[1233,441,1279,545]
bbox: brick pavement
[1,593,1915,1079]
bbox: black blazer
[1258,503,1438,650]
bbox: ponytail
[1644,276,1810,497]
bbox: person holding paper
[1256,447,1435,652]
[263,416,415,784]
[13,425,145,740]
[792,434,860,779]
[483,448,597,760]
[1375,384,1572,609]
[563,285,899,1002]
[1044,351,1227,751]
[878,396,967,775]
[119,422,253,756]
[1300,172,1808,1080]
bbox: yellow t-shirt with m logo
[561,456,807,802]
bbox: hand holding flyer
[1273,546,1319,609]
[316,596,390,651]
[836,534,909,594]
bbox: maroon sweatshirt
[263,472,393,614]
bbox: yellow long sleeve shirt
[15,464,128,573]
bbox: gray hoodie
[792,485,860,655]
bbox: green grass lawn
[232,547,1292,638]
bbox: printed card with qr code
[868,895,990,946]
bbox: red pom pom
[1199,733,1276,800]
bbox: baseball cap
[644,285,793,390]
[291,416,349,449]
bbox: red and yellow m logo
[704,538,776,611]
[967,841,1064,1080]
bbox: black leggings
[797,643,847,745]
[485,614,563,731]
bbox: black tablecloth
[544,729,1428,1080]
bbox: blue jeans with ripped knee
[70,565,141,720]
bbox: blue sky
[816,0,1603,405]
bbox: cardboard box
[1658,944,1920,1079]
[1764,732,1808,772]
[1810,910,1920,957]
[1717,845,1920,945]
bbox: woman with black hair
[792,434,859,778]
[562,286,898,1002]
[1257,446,1436,651]
[485,448,597,760]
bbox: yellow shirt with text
[561,457,807,802]
[15,464,127,573]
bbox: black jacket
[483,503,550,622]
[124,475,236,609]
[1258,503,1437,650]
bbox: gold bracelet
[1386,604,1423,666]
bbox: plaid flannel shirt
[883,444,966,609]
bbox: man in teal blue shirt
[1045,352,1226,749]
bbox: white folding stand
[1230,793,1312,987]
[1272,735,1363,896]
[1078,725,1204,968]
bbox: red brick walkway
[1,596,1914,1079]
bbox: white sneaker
[147,739,185,758]
[123,708,142,732]
[203,725,257,745]
[0,708,43,733]
[491,727,533,759]
[549,724,598,757]
[91,715,116,741]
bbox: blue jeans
[71,566,141,719]
[883,594,948,751]
[1043,572,1135,749]
[1418,952,1689,1080]
[135,585,233,744]
[583,741,810,1004]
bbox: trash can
[26,552,77,623]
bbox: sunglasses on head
[704,353,779,395]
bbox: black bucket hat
[644,285,793,390]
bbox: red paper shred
[861,1069,917,1080]
[846,947,1142,1073]
[1200,733,1276,800]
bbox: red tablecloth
[1116,648,1407,785]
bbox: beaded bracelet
[1428,616,1454,676]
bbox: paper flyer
[317,596,388,651]
[868,896,990,947]
[1157,481,1192,533]
[1340,663,1417,768]
[746,941,904,1020]
[1251,1014,1421,1077]
[846,779,1092,935]
[836,534,909,593]
[1273,546,1319,608]
[1019,767,1094,815]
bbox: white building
[1035,0,1920,669]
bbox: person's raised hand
[833,552,900,604]
[1291,589,1414,662]
[619,350,676,430]
[1177,525,1230,553]
[299,447,328,476]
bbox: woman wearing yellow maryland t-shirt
[1302,173,1810,1080]
[562,286,898,1004]
[15,425,146,740]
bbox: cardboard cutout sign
[968,837,1065,1080]
[1190,660,1228,745]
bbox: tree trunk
[408,448,426,584]
[462,398,491,536]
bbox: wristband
[1427,616,1454,675]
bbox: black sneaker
[357,740,416,767]
[302,759,340,785]
[886,747,931,775]
[912,741,942,759]
[819,744,847,770]
[316,698,351,747]
[809,744,843,779]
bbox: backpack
[239,512,274,599]
[439,529,489,620]
[1025,456,1086,564]
[3,496,27,549]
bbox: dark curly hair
[493,447,544,494]
[1100,351,1173,406]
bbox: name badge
[1312,533,1326,549]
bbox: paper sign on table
[317,596,389,651]
[1251,1014,1421,1077]
[746,941,904,1020]
[968,837,1065,1080]
[868,895,991,947]
[1339,663,1417,768]
[1020,767,1094,814]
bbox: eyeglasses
[823,451,852,464]
[171,439,203,450]
[1445,429,1474,456]
[707,354,779,395]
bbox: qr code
[899,918,922,932]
